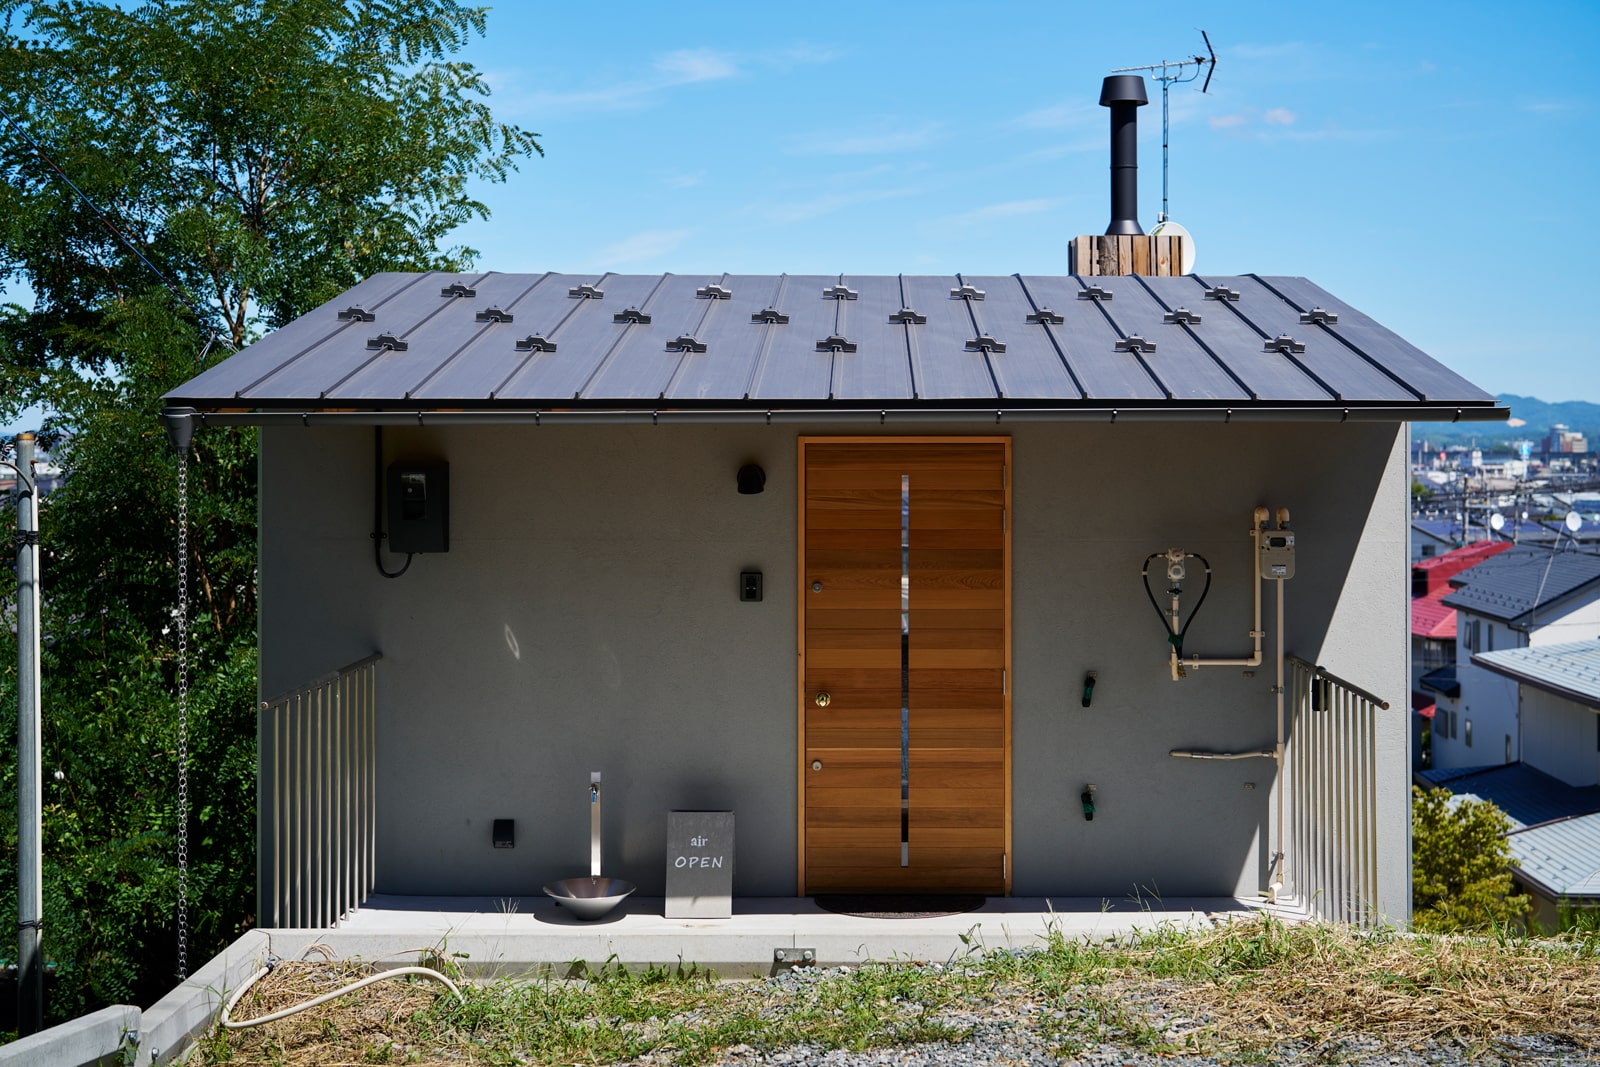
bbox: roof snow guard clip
[1026,309,1064,325]
[476,306,514,323]
[950,284,985,300]
[696,283,733,299]
[515,334,557,352]
[752,307,790,324]
[367,333,409,352]
[667,335,708,353]
[822,284,858,300]
[966,334,1006,353]
[890,308,927,324]
[1299,307,1339,325]
[1203,286,1241,301]
[569,283,604,299]
[1163,307,1202,325]
[1265,334,1307,354]
[440,282,477,298]
[1077,286,1113,301]
[613,307,652,324]
[816,334,858,353]
[337,305,375,322]
[1115,335,1155,354]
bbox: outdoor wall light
[737,463,766,495]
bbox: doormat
[813,894,986,918]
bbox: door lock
[814,691,831,707]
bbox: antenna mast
[1112,30,1217,223]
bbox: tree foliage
[1412,785,1530,933]
[0,0,538,1023]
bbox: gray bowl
[542,876,637,920]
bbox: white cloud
[654,49,738,84]
[939,198,1059,227]
[1209,114,1250,129]
[494,44,837,117]
[1264,108,1297,126]
[788,123,943,156]
[589,229,694,266]
[742,186,921,225]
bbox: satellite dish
[1149,219,1197,274]
[1490,513,1505,532]
[1566,510,1583,533]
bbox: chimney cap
[1099,75,1148,107]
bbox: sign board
[665,811,733,919]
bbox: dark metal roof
[1416,763,1600,898]
[164,271,1507,423]
[1441,545,1600,624]
[1415,762,1600,831]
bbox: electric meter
[1259,529,1295,579]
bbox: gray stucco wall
[259,420,1409,916]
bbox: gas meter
[1258,529,1295,579]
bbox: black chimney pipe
[1099,74,1148,236]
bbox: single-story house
[159,258,1504,931]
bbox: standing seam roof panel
[1254,276,1494,403]
[329,272,532,401]
[902,276,1001,400]
[1216,275,1419,402]
[961,276,1081,401]
[410,272,568,401]
[747,275,837,401]
[1071,275,1249,402]
[662,275,784,401]
[223,273,436,400]
[1019,277,1165,401]
[830,275,916,401]
[1160,276,1334,401]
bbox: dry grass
[188,917,1600,1066]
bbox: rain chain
[176,449,190,980]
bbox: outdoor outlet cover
[740,570,763,602]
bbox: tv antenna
[1112,30,1217,223]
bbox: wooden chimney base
[1069,234,1185,276]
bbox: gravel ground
[691,965,1600,1067]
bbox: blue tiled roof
[1414,762,1600,830]
[1474,640,1600,705]
[1440,545,1600,624]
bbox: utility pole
[8,432,42,1034]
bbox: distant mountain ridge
[1412,394,1600,445]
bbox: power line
[0,103,233,352]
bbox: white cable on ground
[221,964,465,1029]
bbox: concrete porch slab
[255,894,1280,978]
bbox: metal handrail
[259,654,380,929]
[1286,655,1391,710]
[1284,657,1389,927]
[259,652,382,710]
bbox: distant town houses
[1409,518,1600,927]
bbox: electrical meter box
[387,461,449,553]
[1259,529,1295,579]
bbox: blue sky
[444,0,1599,404]
[7,0,1596,439]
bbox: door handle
[812,760,823,771]
[813,691,831,707]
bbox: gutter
[160,403,1511,430]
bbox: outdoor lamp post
[5,432,42,1035]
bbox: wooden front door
[799,438,1010,895]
